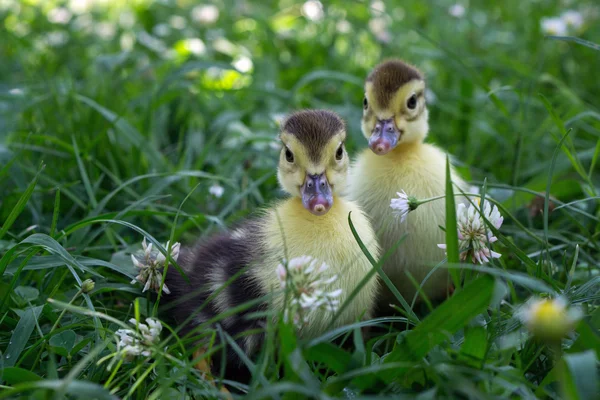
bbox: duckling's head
[278,110,348,216]
[362,59,429,155]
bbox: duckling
[165,109,380,376]
[347,60,467,309]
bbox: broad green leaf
[12,286,39,306]
[460,326,487,366]
[304,342,353,375]
[0,367,42,384]
[49,330,77,355]
[0,379,117,399]
[378,275,495,383]
[3,305,44,367]
[561,350,599,400]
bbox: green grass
[1,0,600,398]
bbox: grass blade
[3,305,44,367]
[0,163,44,241]
[445,156,461,289]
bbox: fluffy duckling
[347,60,467,308]
[165,110,380,374]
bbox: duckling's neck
[388,140,423,160]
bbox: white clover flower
[516,297,582,342]
[48,7,72,24]
[302,0,324,21]
[390,190,419,223]
[390,191,410,223]
[561,10,583,30]
[209,183,225,198]
[46,31,68,47]
[448,4,466,18]
[131,238,180,294]
[169,15,187,30]
[233,55,253,73]
[277,256,342,329]
[425,88,437,105]
[95,22,116,40]
[191,4,220,24]
[541,17,568,36]
[183,38,206,56]
[368,17,391,43]
[115,317,163,361]
[438,197,504,264]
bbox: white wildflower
[192,4,220,24]
[277,256,342,329]
[48,8,72,24]
[561,10,583,30]
[169,15,187,30]
[120,33,135,51]
[233,55,253,73]
[390,190,419,223]
[516,297,582,342]
[46,31,68,47]
[119,11,136,29]
[209,183,224,198]
[95,22,116,40]
[336,20,351,34]
[131,238,180,294]
[183,38,206,56]
[448,4,466,18]
[302,0,324,22]
[68,0,93,14]
[153,23,170,37]
[541,17,567,36]
[115,317,162,361]
[425,88,437,105]
[438,197,504,264]
[368,17,391,43]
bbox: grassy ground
[1,0,600,398]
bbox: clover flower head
[131,238,180,294]
[115,317,162,361]
[438,197,504,264]
[390,190,419,223]
[276,256,342,329]
[516,297,582,342]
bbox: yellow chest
[252,197,380,337]
[348,143,464,302]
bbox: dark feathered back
[367,60,423,108]
[282,110,345,162]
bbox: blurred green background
[1,1,600,398]
[2,0,599,244]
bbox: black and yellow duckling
[347,60,467,309]
[165,109,380,379]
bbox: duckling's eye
[407,94,417,110]
[285,148,294,163]
[335,144,344,161]
[363,97,368,110]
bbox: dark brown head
[362,59,429,155]
[278,110,348,216]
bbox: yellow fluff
[349,141,465,306]
[252,195,380,338]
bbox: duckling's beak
[369,118,400,155]
[301,173,333,216]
